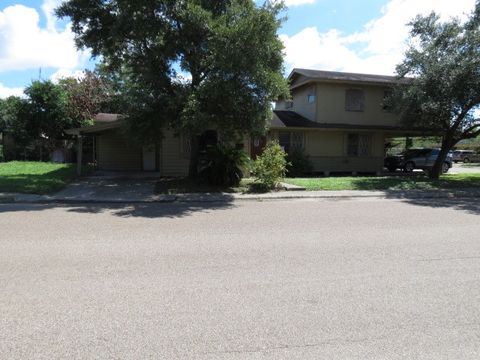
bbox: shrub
[199,143,250,186]
[286,148,313,177]
[252,141,288,189]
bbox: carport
[66,120,160,175]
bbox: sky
[0,0,477,98]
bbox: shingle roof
[94,113,124,123]
[272,111,320,128]
[272,110,431,132]
[289,68,409,86]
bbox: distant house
[68,69,426,175]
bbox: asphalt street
[1,197,480,359]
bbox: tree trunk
[188,135,199,179]
[429,133,456,179]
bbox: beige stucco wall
[314,83,399,126]
[97,131,142,171]
[291,84,317,121]
[96,129,253,176]
[160,130,190,176]
[96,129,190,175]
[271,129,385,173]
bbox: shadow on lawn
[351,173,480,190]
[0,198,236,219]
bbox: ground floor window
[347,133,373,157]
[279,131,305,153]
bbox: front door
[142,145,156,171]
[250,136,266,159]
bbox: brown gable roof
[288,68,410,88]
[94,113,124,123]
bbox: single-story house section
[67,114,249,176]
[67,114,191,175]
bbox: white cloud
[0,82,23,98]
[41,0,63,31]
[284,0,316,6]
[50,68,86,83]
[281,0,477,75]
[0,2,88,72]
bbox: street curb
[2,190,480,204]
[3,196,177,205]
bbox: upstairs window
[347,133,372,157]
[382,90,393,111]
[345,89,365,112]
[307,94,316,103]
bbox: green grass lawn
[0,161,85,194]
[284,173,480,191]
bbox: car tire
[403,162,414,173]
[442,162,450,174]
[463,157,470,163]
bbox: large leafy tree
[59,70,118,124]
[23,80,73,145]
[57,0,289,176]
[0,96,31,160]
[0,97,23,135]
[394,2,480,179]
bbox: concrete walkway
[0,177,174,204]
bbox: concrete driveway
[53,174,158,202]
[1,197,480,359]
[450,163,480,174]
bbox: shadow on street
[0,198,236,218]
[384,193,480,216]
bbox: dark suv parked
[384,148,453,173]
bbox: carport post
[77,134,83,176]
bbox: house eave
[66,120,125,136]
[288,68,411,90]
[269,124,435,134]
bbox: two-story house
[268,68,418,175]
